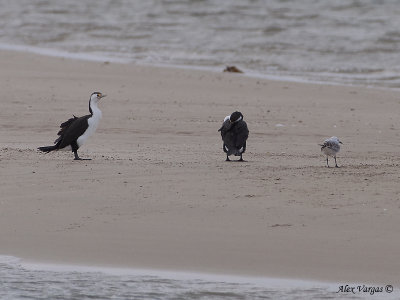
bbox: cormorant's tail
[38,145,58,153]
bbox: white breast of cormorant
[77,102,102,148]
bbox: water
[0,0,400,88]
[3,256,395,300]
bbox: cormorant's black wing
[218,119,231,137]
[55,115,78,142]
[56,115,91,148]
[217,120,236,154]
[234,120,249,148]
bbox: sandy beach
[0,49,399,285]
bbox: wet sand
[0,50,399,285]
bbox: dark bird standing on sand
[38,92,106,160]
[218,111,249,161]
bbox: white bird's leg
[334,156,339,168]
[326,156,329,167]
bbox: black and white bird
[38,92,106,160]
[218,111,249,161]
[320,136,343,168]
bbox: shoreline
[4,256,400,300]
[0,42,398,91]
[3,255,400,299]
[1,49,400,286]
[3,255,333,286]
[7,254,396,296]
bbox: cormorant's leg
[334,156,339,168]
[73,150,82,160]
[326,157,329,168]
[238,154,244,161]
[73,151,92,161]
[226,155,231,162]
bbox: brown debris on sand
[223,66,243,73]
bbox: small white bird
[320,136,343,168]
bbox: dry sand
[0,50,399,285]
